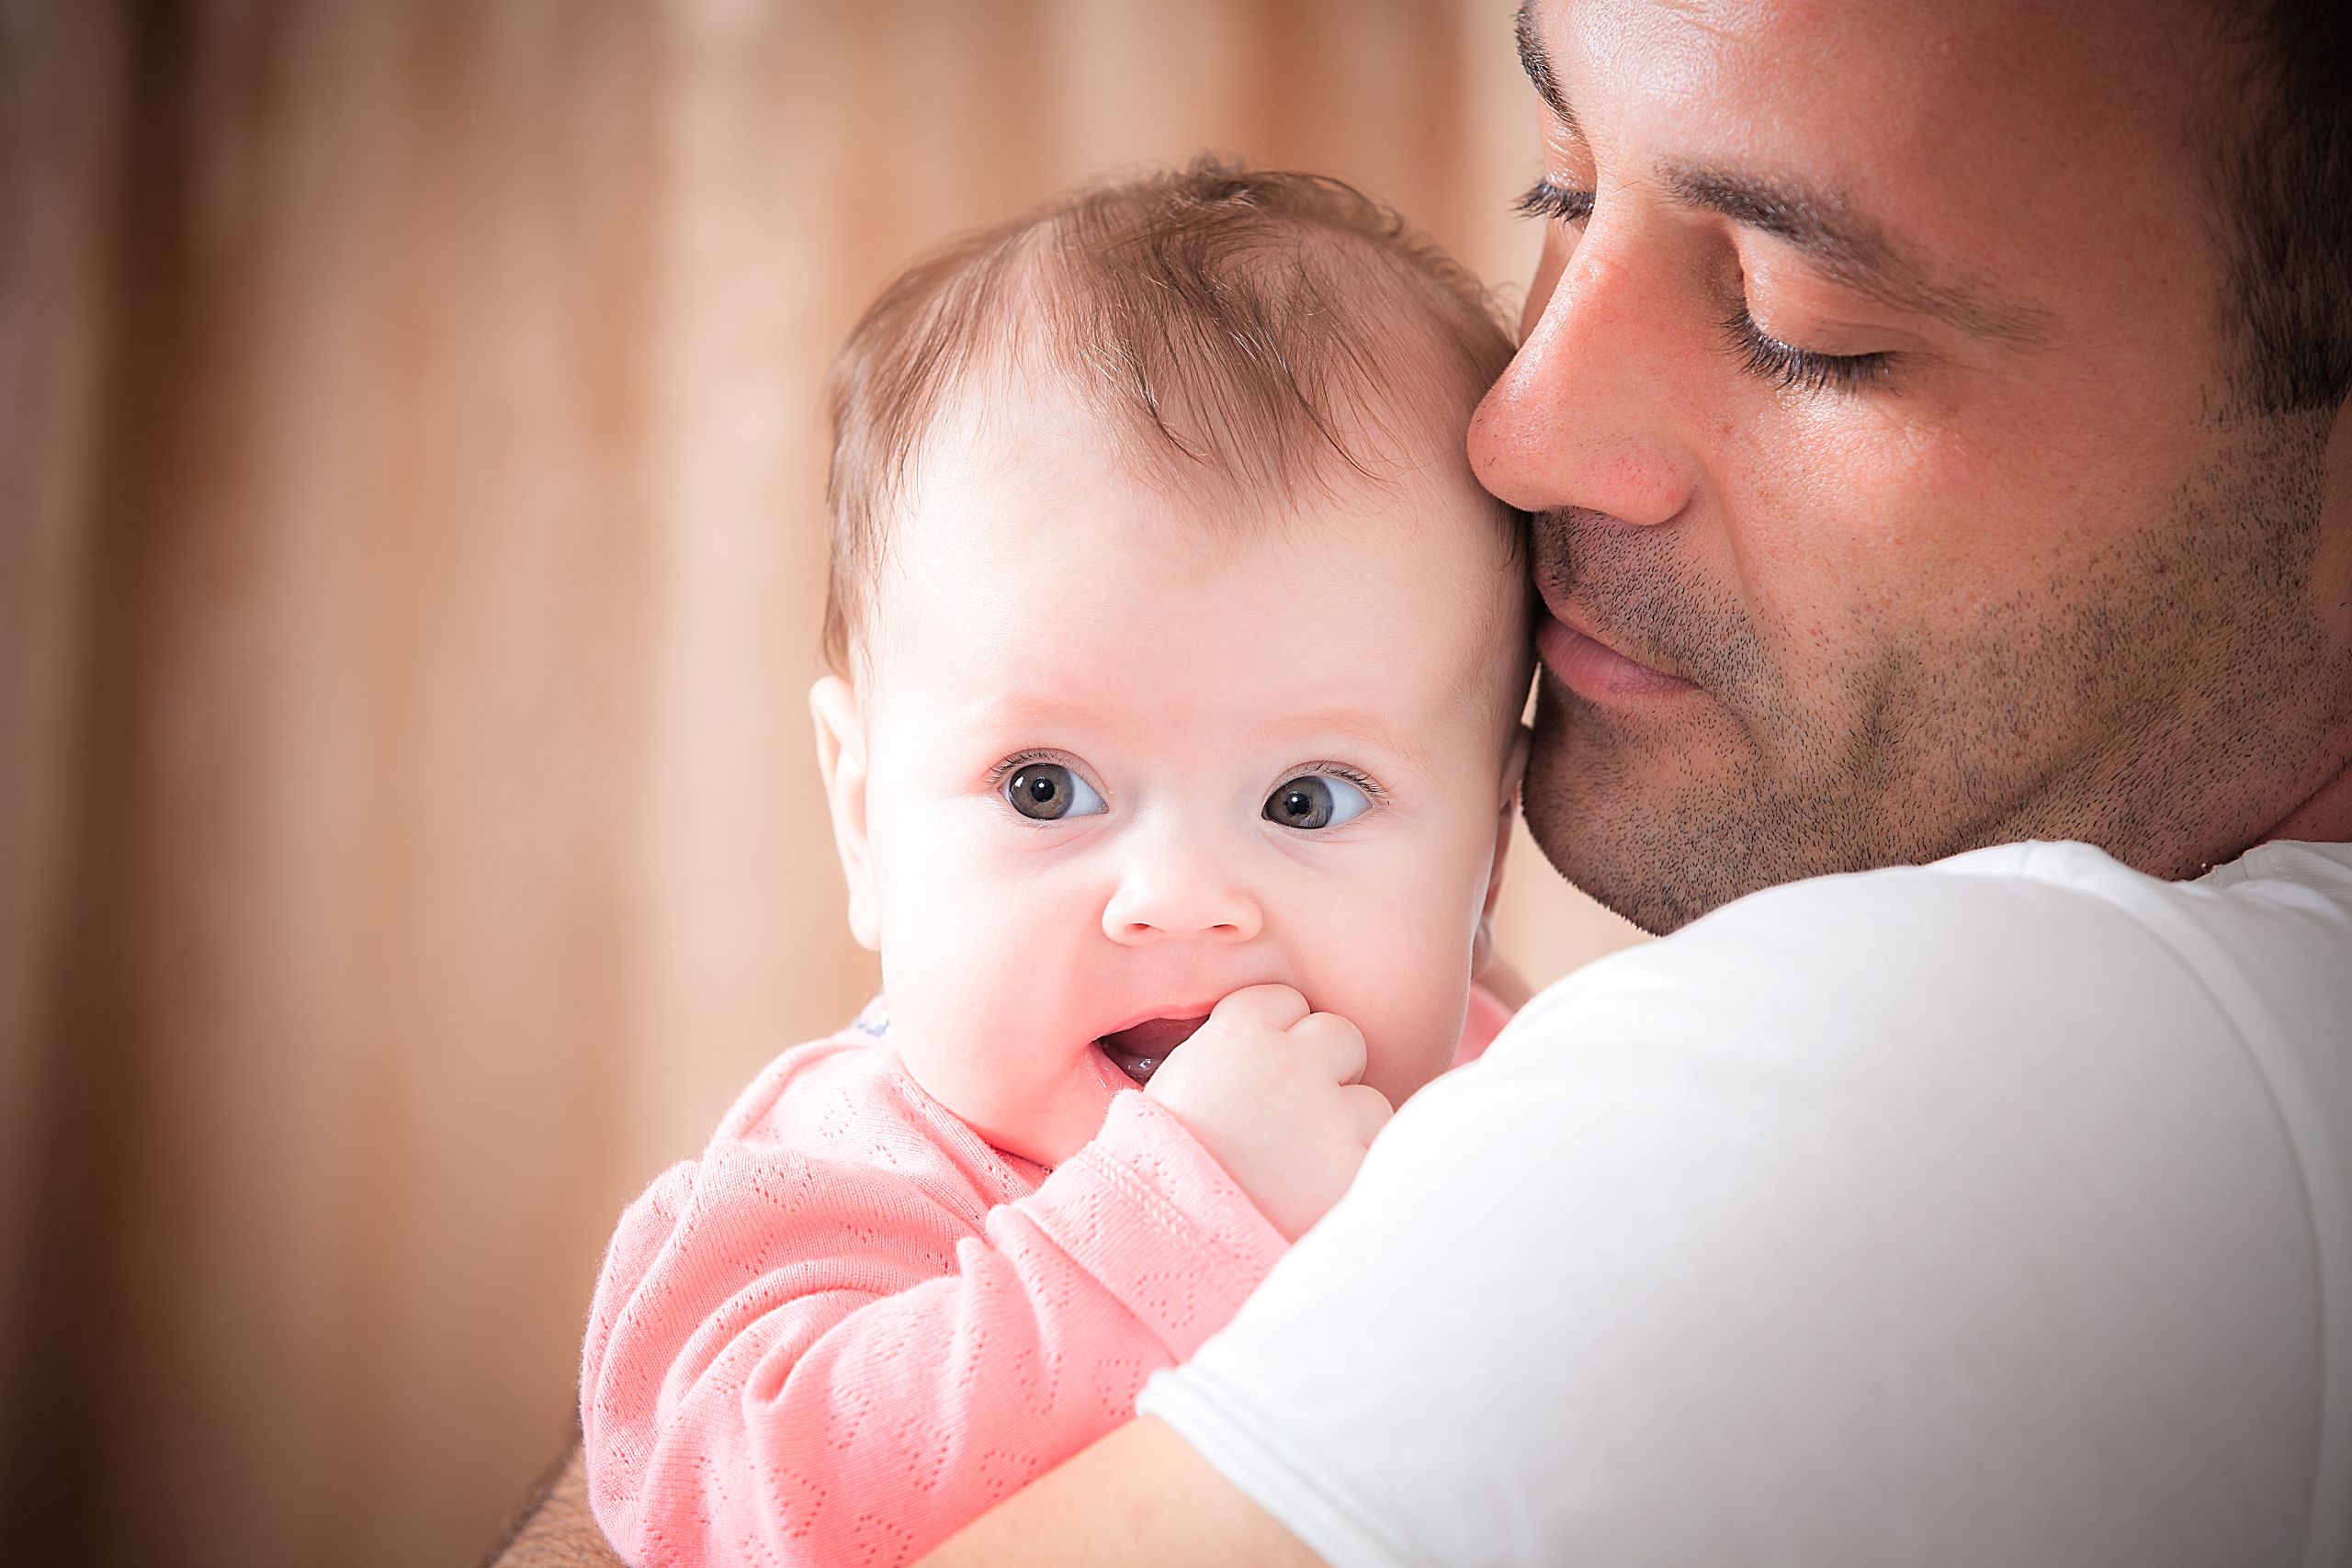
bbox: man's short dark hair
[2211,0,2352,414]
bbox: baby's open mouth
[1098,1016,1209,1087]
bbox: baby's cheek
[1370,983,1473,1102]
[1307,907,1473,1102]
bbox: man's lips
[1096,1015,1210,1086]
[1536,611,1698,703]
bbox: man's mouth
[1097,1016,1210,1086]
[1536,611,1698,703]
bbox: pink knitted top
[579,1007,1289,1567]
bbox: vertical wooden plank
[0,6,1645,1562]
[0,0,128,1544]
[308,2,663,1559]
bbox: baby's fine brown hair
[820,157,1521,677]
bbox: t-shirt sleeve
[1139,863,2324,1568]
[583,1077,1284,1568]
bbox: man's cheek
[1736,430,1953,666]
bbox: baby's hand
[1143,984,1392,1240]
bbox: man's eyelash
[1512,177,1594,224]
[1510,178,1894,397]
[1723,308,1894,395]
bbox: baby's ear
[1471,725,1532,991]
[809,675,880,951]
[1499,721,1531,813]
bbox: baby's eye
[1003,761,1105,821]
[1262,773,1372,831]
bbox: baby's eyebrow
[962,690,1093,730]
[964,693,1442,783]
[1284,709,1442,783]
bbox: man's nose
[1102,838,1263,946]
[1469,223,1698,528]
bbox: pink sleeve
[581,1089,1285,1568]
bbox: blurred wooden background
[0,2,1639,1562]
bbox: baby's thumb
[1340,1081,1392,1145]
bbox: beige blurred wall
[0,3,1638,1563]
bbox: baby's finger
[1340,1081,1394,1145]
[1289,1010,1369,1085]
[1211,983,1310,1032]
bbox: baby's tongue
[1098,1015,1210,1085]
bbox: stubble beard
[1522,410,2346,935]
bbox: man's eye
[1512,177,1594,225]
[1262,773,1373,831]
[1003,762,1105,821]
[1724,307,1893,395]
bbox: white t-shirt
[1140,840,2352,1568]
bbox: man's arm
[487,1422,1311,1568]
[918,1417,1322,1568]
[481,1442,627,1568]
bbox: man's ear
[810,674,881,952]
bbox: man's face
[1479,0,2352,932]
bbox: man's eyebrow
[1510,5,2052,348]
[1666,164,2054,345]
[1513,2,1577,137]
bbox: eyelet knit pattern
[581,1018,1288,1568]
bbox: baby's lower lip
[1098,1015,1210,1086]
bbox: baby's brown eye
[1003,762,1103,821]
[1262,773,1371,830]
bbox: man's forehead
[1517,0,2223,328]
[1521,0,2217,147]
[1519,0,1971,198]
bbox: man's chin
[1525,811,1716,937]
[1524,719,1928,934]
[1521,704,1776,935]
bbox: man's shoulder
[1452,837,2352,1272]
[1497,837,2352,1084]
[1686,834,2352,978]
[1173,842,2350,1568]
[1742,834,2352,937]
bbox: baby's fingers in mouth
[1096,1015,1209,1085]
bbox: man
[498,0,2349,1562]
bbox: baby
[580,159,1532,1567]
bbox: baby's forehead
[874,389,1529,734]
[888,415,1511,637]
[906,345,1516,544]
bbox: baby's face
[815,387,1528,1167]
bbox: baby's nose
[1102,854,1262,945]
